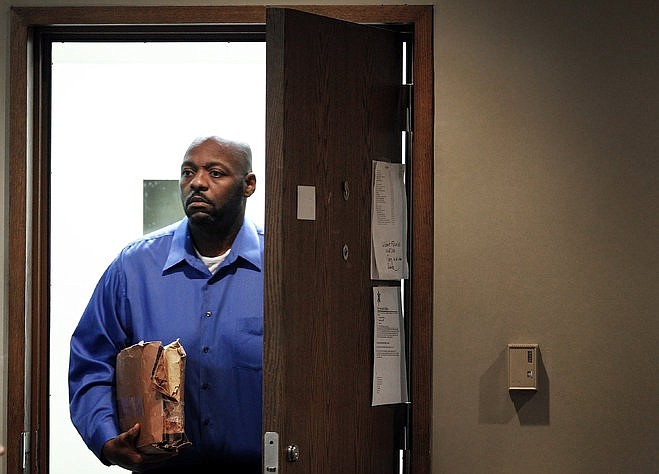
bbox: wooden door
[265,8,404,473]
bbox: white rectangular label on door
[297,185,316,220]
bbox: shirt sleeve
[68,256,131,460]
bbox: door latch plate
[264,432,279,473]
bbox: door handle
[286,444,300,462]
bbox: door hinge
[397,403,412,474]
[20,430,30,471]
[396,402,412,450]
[400,83,413,133]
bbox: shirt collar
[163,217,263,273]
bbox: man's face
[179,140,254,229]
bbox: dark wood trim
[11,6,266,25]
[31,33,52,474]
[12,5,431,25]
[408,8,434,474]
[7,6,433,474]
[8,9,29,474]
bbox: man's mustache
[185,193,212,206]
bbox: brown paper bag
[116,340,191,453]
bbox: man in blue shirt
[69,136,263,473]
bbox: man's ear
[244,172,256,197]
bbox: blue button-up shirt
[69,217,263,468]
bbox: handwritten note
[371,160,409,280]
[372,286,409,406]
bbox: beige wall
[435,1,659,472]
[2,1,658,473]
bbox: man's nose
[190,170,209,189]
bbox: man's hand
[102,423,177,472]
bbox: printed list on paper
[372,286,409,406]
[371,160,409,280]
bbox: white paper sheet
[371,161,409,280]
[372,286,409,406]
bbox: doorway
[49,41,265,474]
[8,7,433,474]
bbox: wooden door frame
[8,5,433,474]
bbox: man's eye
[181,169,194,177]
[209,170,225,178]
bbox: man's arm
[68,258,130,460]
[70,255,179,471]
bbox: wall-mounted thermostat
[508,344,538,390]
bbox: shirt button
[203,346,209,353]
[203,418,210,426]
[205,311,212,318]
[202,383,209,390]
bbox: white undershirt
[195,247,231,273]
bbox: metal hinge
[397,402,412,473]
[21,431,30,471]
[399,402,411,450]
[400,83,413,133]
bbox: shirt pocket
[231,317,263,370]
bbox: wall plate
[508,344,538,390]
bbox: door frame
[8,6,433,474]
